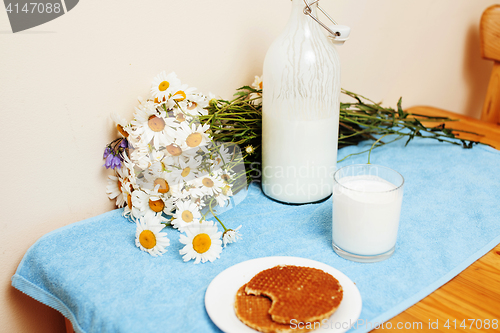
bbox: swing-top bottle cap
[302,0,350,46]
[328,25,350,45]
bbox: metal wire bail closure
[302,0,350,44]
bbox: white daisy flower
[124,131,141,150]
[216,168,234,184]
[173,109,192,124]
[106,165,128,207]
[135,212,170,256]
[181,93,209,117]
[151,71,181,103]
[106,174,124,207]
[222,225,242,247]
[210,143,232,169]
[111,113,131,138]
[131,100,177,149]
[146,160,164,177]
[251,75,263,90]
[142,167,174,196]
[122,153,138,182]
[176,122,211,149]
[161,148,198,171]
[171,84,197,106]
[172,87,209,119]
[129,145,151,170]
[195,174,224,197]
[131,188,174,220]
[214,187,232,207]
[250,76,263,104]
[179,220,222,263]
[183,181,208,200]
[163,141,183,158]
[169,156,201,186]
[171,200,202,231]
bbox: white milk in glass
[332,175,403,255]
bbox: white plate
[205,256,362,333]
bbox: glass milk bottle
[262,0,341,204]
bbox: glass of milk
[332,164,404,262]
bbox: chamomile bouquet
[104,71,245,263]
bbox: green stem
[208,199,227,231]
[338,136,404,163]
[368,134,390,164]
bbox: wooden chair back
[480,5,500,124]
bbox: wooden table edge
[370,106,500,333]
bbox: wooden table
[372,106,500,333]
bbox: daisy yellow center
[222,185,231,196]
[259,81,263,89]
[181,167,191,177]
[192,233,211,254]
[154,178,169,193]
[149,199,165,213]
[221,174,230,182]
[117,124,129,138]
[187,102,197,110]
[174,90,186,101]
[176,113,186,122]
[181,210,194,223]
[202,177,214,188]
[186,133,202,147]
[158,81,169,91]
[127,194,132,209]
[148,115,165,132]
[117,180,122,192]
[166,144,182,156]
[139,230,157,249]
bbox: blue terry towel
[11,139,500,333]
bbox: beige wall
[0,0,497,331]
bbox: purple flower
[111,155,122,169]
[103,147,112,159]
[104,153,114,169]
[119,138,129,149]
[104,153,123,170]
[103,139,127,169]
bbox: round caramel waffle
[244,265,343,324]
[234,284,317,333]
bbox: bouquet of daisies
[103,71,245,263]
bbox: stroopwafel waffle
[234,284,317,333]
[244,265,343,324]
